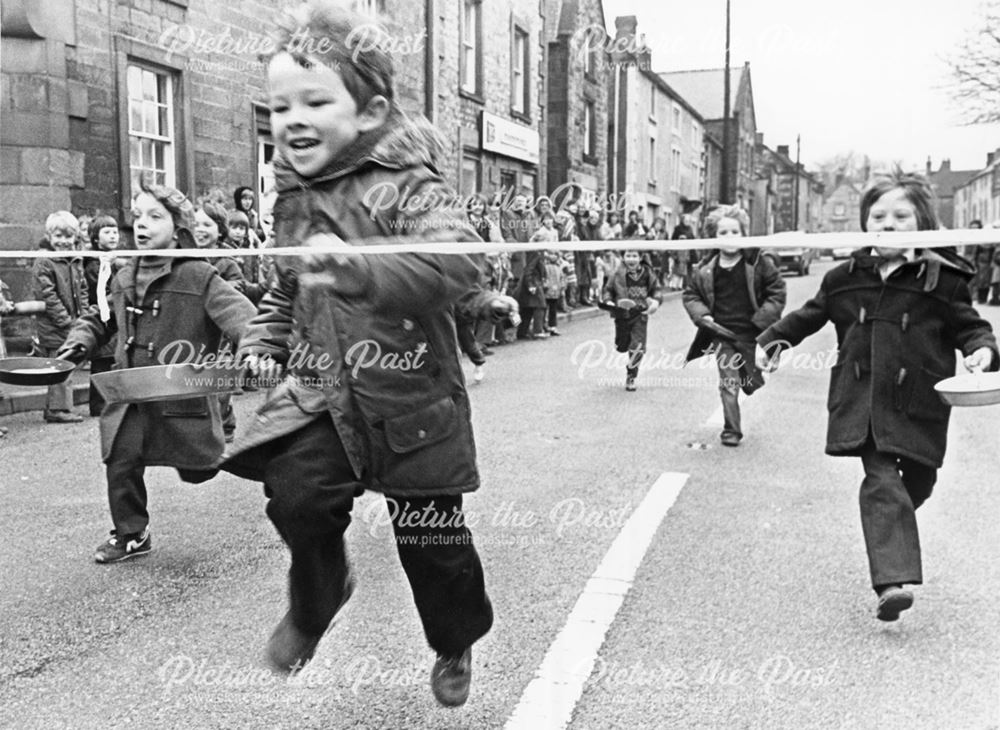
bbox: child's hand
[243,352,284,388]
[489,295,519,322]
[645,298,659,315]
[964,346,994,373]
[55,344,86,363]
[701,314,715,324]
[755,343,780,372]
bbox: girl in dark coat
[756,170,998,622]
[84,215,121,416]
[59,182,256,564]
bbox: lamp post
[720,0,731,205]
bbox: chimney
[614,15,637,38]
[988,152,995,167]
[755,132,764,146]
[926,156,932,175]
[777,144,790,158]
[941,159,951,172]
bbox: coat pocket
[383,396,457,454]
[905,366,951,422]
[162,397,210,418]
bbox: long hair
[137,178,196,248]
[703,205,749,238]
[859,168,938,232]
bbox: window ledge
[460,89,485,105]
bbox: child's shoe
[267,571,355,673]
[625,376,637,392]
[875,585,913,621]
[720,432,741,447]
[431,646,472,707]
[473,365,485,383]
[94,527,152,563]
[548,328,561,336]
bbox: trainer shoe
[94,527,152,563]
[473,365,485,383]
[720,433,741,447]
[876,585,913,622]
[431,647,472,707]
[267,570,355,673]
[625,376,636,392]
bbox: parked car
[830,247,856,260]
[773,247,817,276]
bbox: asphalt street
[1,259,998,729]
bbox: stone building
[925,158,977,229]
[820,180,862,233]
[659,62,757,217]
[953,151,1000,228]
[437,0,546,201]
[607,16,706,231]
[543,0,609,210]
[755,137,823,233]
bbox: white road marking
[504,472,689,730]
[705,405,724,428]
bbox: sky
[602,0,1000,173]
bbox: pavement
[0,294,682,417]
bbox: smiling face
[268,52,379,178]
[131,193,176,250]
[48,228,77,251]
[193,209,220,248]
[623,251,641,270]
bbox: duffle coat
[61,257,256,468]
[757,249,999,467]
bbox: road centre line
[504,472,689,730]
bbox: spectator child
[57,181,256,563]
[0,276,12,437]
[755,170,997,621]
[682,205,786,445]
[31,211,89,423]
[602,250,662,391]
[219,1,514,707]
[543,249,566,335]
[83,215,121,416]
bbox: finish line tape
[1,229,999,259]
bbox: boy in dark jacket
[756,171,997,621]
[602,249,661,391]
[58,182,256,563]
[220,0,515,708]
[682,206,786,446]
[32,211,89,423]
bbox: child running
[602,249,661,391]
[219,0,515,707]
[756,170,997,621]
[682,205,786,445]
[57,181,256,563]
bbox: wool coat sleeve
[681,274,712,323]
[237,268,296,364]
[757,280,830,352]
[943,278,1000,369]
[32,259,74,330]
[751,257,787,331]
[58,308,117,358]
[203,274,257,346]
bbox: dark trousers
[546,298,560,329]
[614,315,647,376]
[456,313,486,365]
[858,437,936,589]
[261,415,494,655]
[106,406,216,535]
[88,356,115,417]
[715,340,745,439]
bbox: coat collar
[272,105,445,192]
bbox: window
[672,104,681,133]
[356,0,378,18]
[521,171,536,198]
[511,27,529,116]
[671,147,682,191]
[584,100,596,159]
[649,83,656,118]
[584,29,596,77]
[127,64,175,193]
[460,155,480,196]
[649,137,656,183]
[690,120,699,148]
[461,1,481,96]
